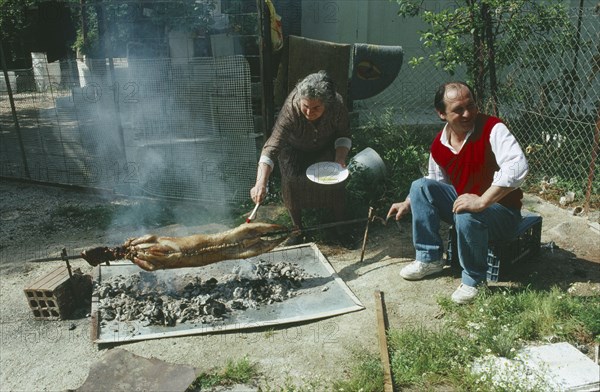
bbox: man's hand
[453,187,516,213]
[452,193,486,213]
[387,200,411,221]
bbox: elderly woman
[250,71,352,243]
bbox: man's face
[300,98,325,121]
[437,85,478,134]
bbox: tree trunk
[468,0,485,108]
[482,2,498,116]
[566,0,585,118]
[80,0,88,48]
[94,1,106,59]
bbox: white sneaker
[451,283,479,304]
[399,260,444,280]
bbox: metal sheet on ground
[92,243,364,343]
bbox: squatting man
[387,81,528,305]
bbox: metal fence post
[0,40,30,179]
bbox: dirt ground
[0,179,598,391]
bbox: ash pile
[94,260,312,327]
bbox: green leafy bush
[346,108,434,216]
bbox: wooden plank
[374,290,394,392]
[91,267,100,342]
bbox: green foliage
[385,286,599,390]
[346,108,433,217]
[72,25,102,58]
[186,356,257,391]
[332,351,384,392]
[388,326,478,387]
[508,113,598,206]
[71,0,217,57]
[0,0,36,41]
[572,297,600,341]
[441,285,599,352]
[146,0,216,34]
[394,0,573,105]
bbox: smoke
[72,54,249,240]
[4,1,259,242]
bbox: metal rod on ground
[26,254,82,263]
[374,290,394,392]
[25,255,81,263]
[360,207,374,262]
[267,217,369,238]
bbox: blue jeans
[409,178,521,286]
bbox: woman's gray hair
[296,71,337,105]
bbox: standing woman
[250,71,352,243]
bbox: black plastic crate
[447,212,542,282]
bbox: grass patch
[185,356,257,391]
[388,327,478,388]
[332,352,384,392]
[384,286,599,390]
[442,286,600,349]
[261,375,327,392]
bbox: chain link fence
[1,55,259,205]
[355,7,600,213]
[499,9,599,213]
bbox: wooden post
[256,0,275,138]
[374,290,394,392]
[359,207,373,262]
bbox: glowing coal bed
[92,244,364,343]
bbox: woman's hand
[251,162,273,204]
[335,146,349,168]
[251,184,267,204]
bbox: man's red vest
[430,115,522,209]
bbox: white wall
[301,0,427,47]
[300,0,452,124]
[297,0,598,124]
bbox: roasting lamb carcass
[81,222,289,271]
